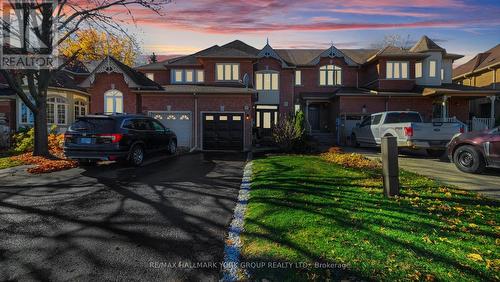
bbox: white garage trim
[200,111,246,151]
[148,111,193,149]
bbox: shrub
[272,112,304,152]
[12,127,34,153]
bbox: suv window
[360,117,371,127]
[151,120,165,132]
[70,117,115,133]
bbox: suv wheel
[129,145,145,166]
[453,145,485,174]
[168,139,177,155]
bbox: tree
[371,34,412,50]
[272,112,305,152]
[149,52,157,63]
[0,0,170,156]
[60,29,139,66]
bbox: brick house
[1,36,499,151]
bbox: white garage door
[149,111,192,148]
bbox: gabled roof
[80,56,162,90]
[453,44,500,78]
[222,40,259,56]
[274,49,323,66]
[410,36,445,53]
[367,45,428,62]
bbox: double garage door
[203,113,244,151]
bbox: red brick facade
[87,73,139,114]
[0,99,15,129]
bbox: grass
[0,156,22,169]
[241,155,499,281]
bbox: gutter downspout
[191,92,198,152]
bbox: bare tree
[0,0,170,156]
[371,34,412,50]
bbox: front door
[308,105,320,131]
[255,105,279,138]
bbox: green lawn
[0,156,22,169]
[241,155,499,281]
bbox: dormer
[410,36,463,86]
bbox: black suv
[64,114,177,166]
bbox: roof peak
[410,35,445,53]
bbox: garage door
[149,111,192,147]
[203,113,244,151]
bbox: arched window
[74,99,88,119]
[47,96,68,125]
[319,65,342,86]
[104,90,123,114]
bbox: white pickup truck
[351,111,464,155]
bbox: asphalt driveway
[0,152,246,281]
[344,147,500,200]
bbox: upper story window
[295,70,302,86]
[429,60,437,77]
[47,96,68,125]
[216,63,239,81]
[172,69,204,84]
[415,62,422,78]
[104,89,123,114]
[74,100,87,119]
[256,71,279,90]
[386,61,409,79]
[319,65,341,86]
[145,73,154,80]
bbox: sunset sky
[119,0,500,66]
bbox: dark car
[447,126,500,173]
[64,114,177,166]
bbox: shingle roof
[453,44,500,78]
[410,36,445,53]
[108,57,163,90]
[50,71,87,92]
[222,40,259,56]
[273,48,378,66]
[367,45,428,62]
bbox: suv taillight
[97,133,123,143]
[404,126,413,137]
[460,126,465,133]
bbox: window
[371,114,382,125]
[172,69,204,83]
[216,63,239,81]
[104,89,123,114]
[151,120,165,132]
[386,61,409,79]
[429,60,437,77]
[20,102,34,124]
[146,73,154,80]
[74,100,87,119]
[319,65,342,86]
[47,96,67,125]
[415,62,422,78]
[295,70,301,86]
[441,68,444,80]
[255,72,279,90]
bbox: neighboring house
[1,36,499,151]
[453,44,500,123]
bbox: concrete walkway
[343,147,500,200]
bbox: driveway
[344,147,500,200]
[0,152,246,281]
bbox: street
[0,153,245,281]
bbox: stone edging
[221,157,253,281]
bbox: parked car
[447,126,500,173]
[351,111,464,156]
[64,114,177,166]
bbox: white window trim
[215,63,240,81]
[74,99,88,119]
[415,62,422,78]
[47,96,68,125]
[255,71,279,91]
[171,69,204,84]
[295,70,302,86]
[386,61,409,80]
[19,101,35,125]
[104,89,124,114]
[319,65,342,86]
[429,60,437,78]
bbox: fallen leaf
[467,253,483,262]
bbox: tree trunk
[33,99,50,157]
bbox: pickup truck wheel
[453,145,485,174]
[129,145,145,166]
[351,134,359,147]
[426,149,445,158]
